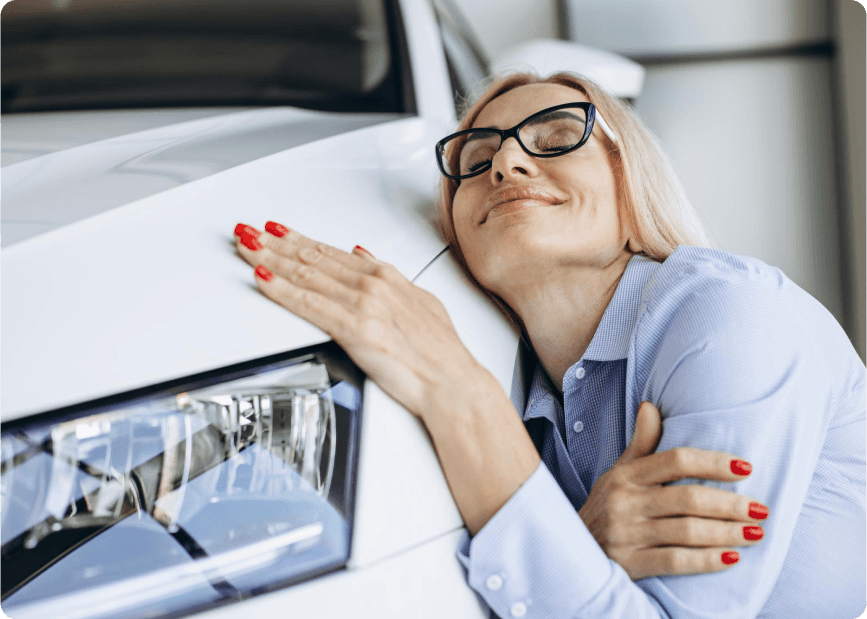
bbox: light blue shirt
[457,247,866,619]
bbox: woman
[231,72,866,618]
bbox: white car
[1,1,643,617]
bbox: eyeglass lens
[442,107,588,178]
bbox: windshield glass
[2,0,401,114]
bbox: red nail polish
[255,265,273,281]
[234,223,259,238]
[354,245,373,256]
[743,526,764,541]
[730,459,752,476]
[240,233,262,251]
[265,221,289,237]
[748,502,769,520]
[721,551,740,565]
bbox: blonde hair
[436,72,710,333]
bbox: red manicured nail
[730,459,752,476]
[721,551,740,565]
[743,526,764,541]
[240,233,262,251]
[265,221,289,237]
[234,223,259,238]
[254,265,273,281]
[748,502,769,520]
[354,245,374,257]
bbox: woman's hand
[578,401,770,580]
[232,222,489,419]
[233,222,541,534]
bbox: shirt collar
[581,254,659,362]
[510,254,660,420]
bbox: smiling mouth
[483,187,564,223]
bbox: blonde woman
[232,73,866,618]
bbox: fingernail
[743,526,764,541]
[234,223,259,238]
[748,502,769,520]
[730,459,752,476]
[254,265,273,281]
[354,245,374,257]
[265,221,289,237]
[240,233,262,251]
[721,551,740,565]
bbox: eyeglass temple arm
[593,110,618,145]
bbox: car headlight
[1,342,363,619]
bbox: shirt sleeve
[456,267,851,618]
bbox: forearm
[420,366,540,536]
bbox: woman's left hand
[233,222,488,419]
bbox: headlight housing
[1,342,363,619]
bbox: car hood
[2,108,450,420]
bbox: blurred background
[457,0,865,362]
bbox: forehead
[473,83,589,129]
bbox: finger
[252,264,354,340]
[260,222,380,275]
[234,221,378,276]
[635,516,764,548]
[623,445,754,486]
[618,401,663,464]
[623,547,741,580]
[235,230,376,292]
[642,484,770,522]
[352,245,377,260]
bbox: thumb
[618,401,663,464]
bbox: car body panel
[179,529,486,619]
[1,0,644,615]
[1,108,404,246]
[1,115,450,420]
[349,248,519,570]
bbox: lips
[483,185,565,222]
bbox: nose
[489,137,538,184]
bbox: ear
[626,233,644,254]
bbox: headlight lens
[1,343,363,619]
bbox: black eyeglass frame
[435,102,599,181]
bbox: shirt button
[485,574,503,591]
[575,367,586,379]
[510,602,527,618]
[573,420,584,433]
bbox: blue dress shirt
[457,247,866,619]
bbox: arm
[452,275,832,618]
[232,226,830,618]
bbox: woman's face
[452,83,635,299]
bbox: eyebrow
[524,110,587,125]
[472,110,589,133]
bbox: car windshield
[2,0,402,114]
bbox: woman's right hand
[578,401,770,580]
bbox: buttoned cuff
[455,462,614,618]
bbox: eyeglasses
[435,102,617,181]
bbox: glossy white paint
[1,108,249,166]
[1,115,449,419]
[349,248,519,569]
[192,529,487,619]
[398,0,456,126]
[2,107,402,246]
[1,2,647,615]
